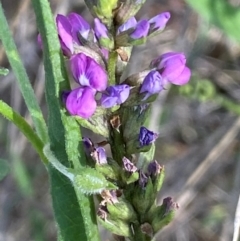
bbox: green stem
[108,51,118,85]
[0,100,47,164]
[131,224,152,241]
[110,127,126,164]
[0,3,48,143]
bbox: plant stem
[0,100,47,164]
[108,51,118,85]
[0,3,48,144]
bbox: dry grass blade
[176,117,240,214]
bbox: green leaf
[32,0,101,240]
[0,3,48,143]
[73,167,117,194]
[48,166,89,241]
[97,217,132,237]
[185,0,240,42]
[0,100,47,164]
[0,67,9,76]
[12,156,33,197]
[0,159,9,180]
[138,144,155,170]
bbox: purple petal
[66,87,97,118]
[151,52,191,85]
[56,14,74,54]
[118,17,137,33]
[94,147,107,164]
[61,90,71,103]
[122,157,137,173]
[83,137,94,150]
[101,95,118,108]
[169,67,191,85]
[140,70,164,99]
[148,12,171,30]
[115,85,130,104]
[139,170,148,188]
[130,19,150,39]
[70,54,88,85]
[94,18,108,39]
[139,126,158,147]
[101,48,109,60]
[148,160,162,176]
[68,13,90,41]
[101,85,130,108]
[70,53,108,91]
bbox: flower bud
[107,197,137,222]
[94,18,114,49]
[139,126,158,147]
[97,216,132,237]
[121,106,152,155]
[115,19,149,47]
[121,157,139,184]
[94,0,118,21]
[151,197,179,233]
[115,0,147,25]
[95,159,121,181]
[132,176,155,216]
[148,161,165,194]
[148,12,171,37]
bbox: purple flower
[130,19,150,39]
[148,12,171,31]
[140,70,164,100]
[65,87,97,118]
[139,126,158,147]
[92,147,107,164]
[151,52,191,85]
[94,18,109,39]
[118,17,137,33]
[139,170,148,188]
[148,160,162,176]
[56,13,91,56]
[70,53,107,91]
[68,13,91,42]
[56,14,74,55]
[101,84,130,108]
[122,157,137,173]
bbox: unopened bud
[151,197,179,233]
[94,0,118,21]
[132,177,155,216]
[124,125,158,155]
[148,161,165,193]
[97,216,132,237]
[107,197,137,222]
[115,0,146,25]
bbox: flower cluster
[52,10,191,119]
[49,2,192,239]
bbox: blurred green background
[1,0,240,240]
